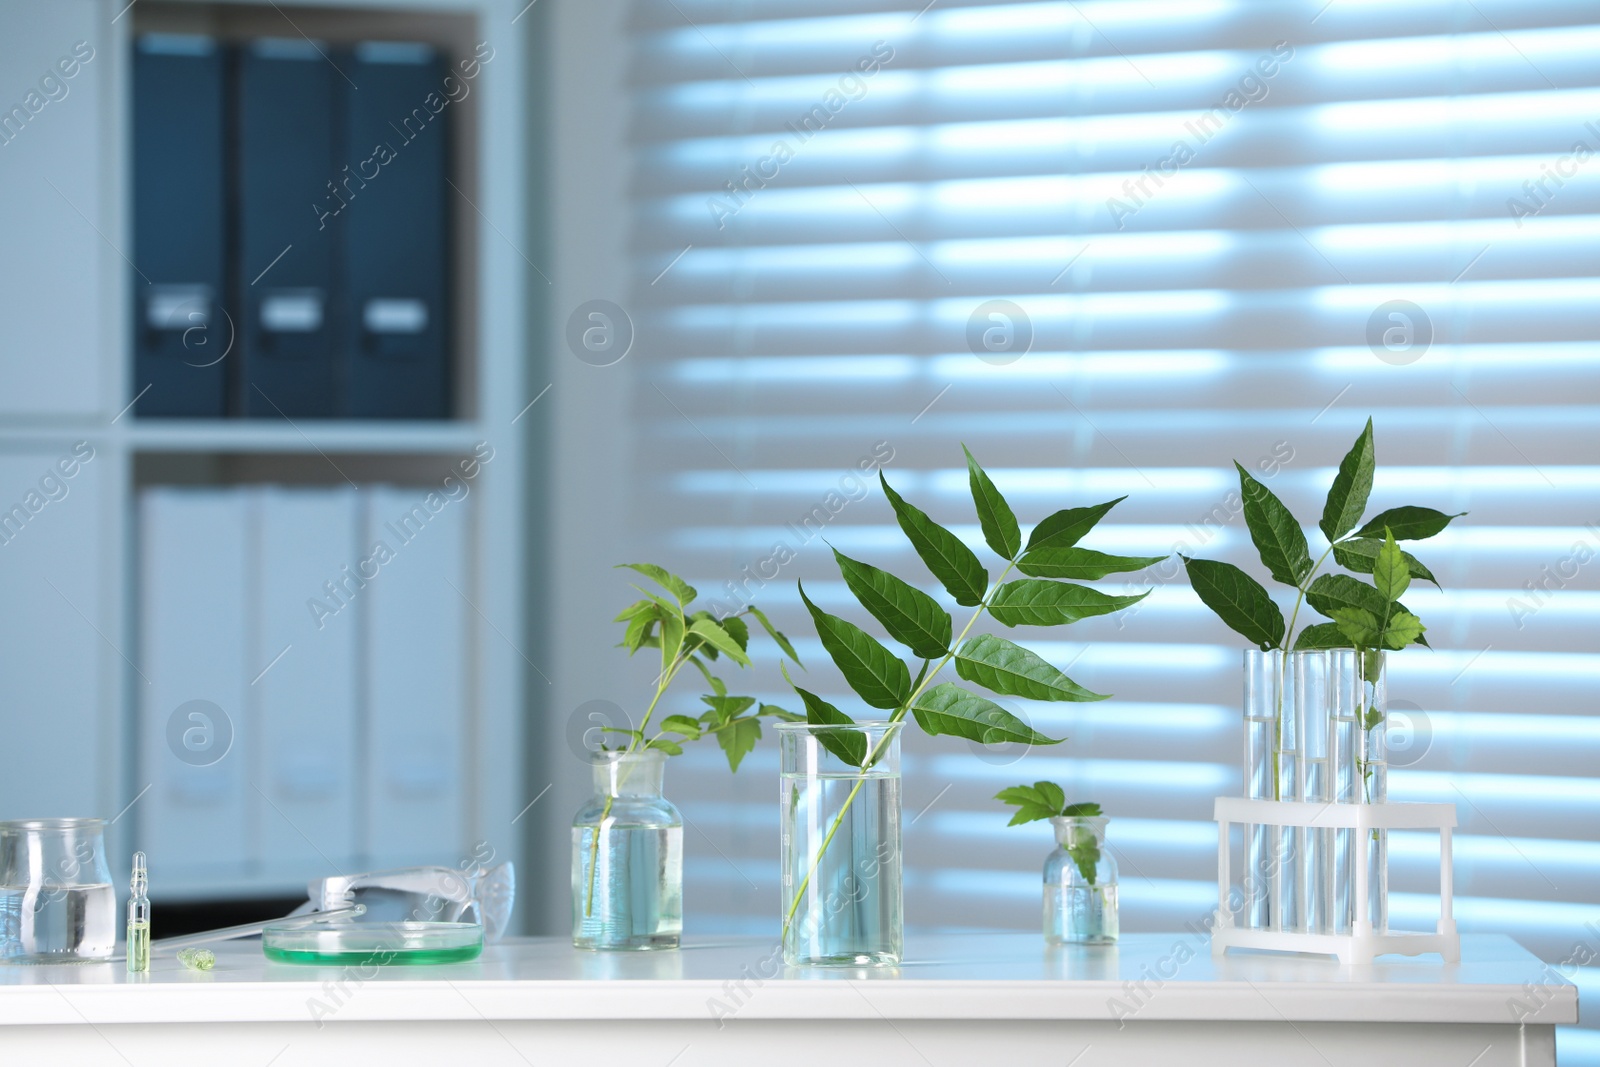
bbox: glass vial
[126,852,150,974]
[778,721,903,966]
[1044,815,1118,945]
[1330,649,1362,934]
[571,751,682,950]
[1359,651,1389,932]
[1242,650,1298,931]
[1293,651,1333,934]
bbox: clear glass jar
[571,751,682,951]
[0,818,116,963]
[778,721,902,966]
[1045,815,1117,945]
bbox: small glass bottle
[1044,815,1118,945]
[571,750,682,950]
[126,852,150,973]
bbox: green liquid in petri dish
[260,921,483,965]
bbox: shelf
[125,419,486,454]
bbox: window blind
[620,0,1598,1055]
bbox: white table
[0,932,1575,1065]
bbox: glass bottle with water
[1044,815,1118,945]
[571,751,682,950]
[0,818,116,963]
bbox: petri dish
[261,921,484,965]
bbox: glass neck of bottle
[1052,816,1106,849]
[593,753,666,798]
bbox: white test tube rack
[1211,797,1460,966]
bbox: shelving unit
[0,0,534,913]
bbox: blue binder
[132,35,230,418]
[339,42,450,419]
[237,39,340,418]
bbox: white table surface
[0,932,1575,1027]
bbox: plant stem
[1270,542,1339,801]
[780,560,1018,940]
[585,649,689,918]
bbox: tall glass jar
[0,818,116,963]
[1044,815,1118,945]
[778,721,902,967]
[571,751,682,950]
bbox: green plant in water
[780,446,1158,938]
[996,783,1104,884]
[1179,418,1464,800]
[587,563,802,916]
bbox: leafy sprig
[1180,418,1462,657]
[996,782,1105,884]
[1179,419,1463,801]
[786,448,1156,767]
[781,446,1156,929]
[587,564,801,919]
[610,562,801,773]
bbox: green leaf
[1380,609,1426,650]
[687,610,719,659]
[909,682,1063,746]
[1372,530,1411,603]
[617,563,697,606]
[621,609,657,654]
[1364,705,1385,731]
[1236,461,1311,587]
[832,547,952,659]
[1033,781,1066,813]
[1320,417,1376,542]
[659,714,703,738]
[700,694,755,725]
[613,599,655,624]
[880,472,988,606]
[744,605,802,665]
[954,633,1108,702]
[963,444,1021,559]
[717,716,761,772]
[1061,801,1103,817]
[1015,547,1166,580]
[758,703,806,723]
[645,738,683,756]
[1363,649,1384,685]
[1292,622,1353,650]
[988,579,1148,627]
[658,609,685,676]
[798,583,910,709]
[1332,538,1440,589]
[1354,506,1466,542]
[1305,573,1388,621]
[689,618,751,667]
[1001,801,1057,826]
[1068,834,1101,885]
[1025,497,1125,553]
[1181,556,1285,650]
[1329,606,1382,647]
[995,784,1048,808]
[788,682,867,768]
[720,615,750,651]
[996,783,1067,824]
